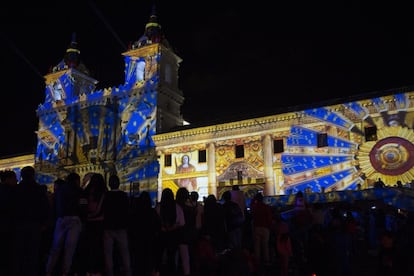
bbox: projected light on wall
[281,93,414,193]
[35,50,161,190]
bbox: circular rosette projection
[370,137,414,174]
[358,126,414,184]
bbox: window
[165,64,172,84]
[317,133,328,147]
[235,145,244,158]
[136,60,146,81]
[364,126,377,141]
[274,139,284,153]
[198,150,206,163]
[164,154,172,167]
[52,81,65,101]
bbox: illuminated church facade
[1,8,414,204]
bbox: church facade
[1,8,414,204]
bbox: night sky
[1,1,413,157]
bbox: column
[273,163,283,195]
[157,152,164,203]
[207,142,217,196]
[263,134,275,196]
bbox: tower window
[136,60,146,81]
[165,64,172,84]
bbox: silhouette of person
[230,185,247,218]
[103,174,132,276]
[45,172,83,276]
[0,170,18,275]
[374,178,385,188]
[13,166,50,276]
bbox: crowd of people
[2,168,414,276]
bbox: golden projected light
[358,126,414,185]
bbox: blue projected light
[283,123,359,193]
[304,107,354,131]
[286,168,357,193]
[286,126,318,147]
[282,154,354,175]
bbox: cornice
[44,70,67,84]
[153,112,301,147]
[0,154,34,168]
[122,44,160,58]
[153,91,414,148]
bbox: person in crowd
[155,188,185,275]
[0,170,18,275]
[275,213,292,276]
[374,178,386,188]
[0,169,18,186]
[40,183,55,271]
[13,166,50,276]
[193,229,218,276]
[82,173,107,275]
[81,172,95,189]
[129,191,161,276]
[377,230,399,276]
[103,174,132,276]
[310,202,326,231]
[45,172,83,276]
[410,180,414,189]
[175,187,194,276]
[44,176,66,247]
[250,192,273,266]
[326,208,354,276]
[290,190,313,272]
[202,194,226,253]
[222,190,244,250]
[230,185,247,218]
[189,191,204,232]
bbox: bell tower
[122,5,184,133]
[34,6,184,196]
[36,33,98,175]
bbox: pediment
[217,161,264,182]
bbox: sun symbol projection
[281,92,414,193]
[358,126,414,184]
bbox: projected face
[136,61,146,82]
[53,81,65,101]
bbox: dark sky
[1,1,414,157]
